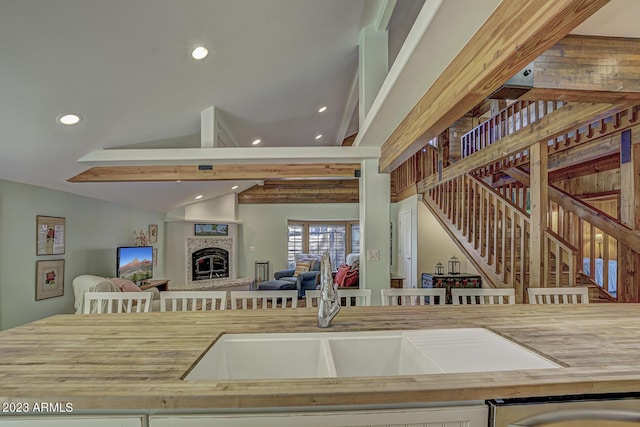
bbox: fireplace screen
[192,247,229,281]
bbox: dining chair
[305,290,321,308]
[451,288,516,305]
[160,291,227,311]
[229,290,298,309]
[527,287,589,304]
[337,288,371,307]
[83,291,153,314]
[381,288,446,306]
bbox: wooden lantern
[448,256,460,274]
[435,262,444,275]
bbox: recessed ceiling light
[176,180,182,183]
[318,106,327,113]
[191,46,208,60]
[252,139,261,145]
[57,113,82,126]
[232,185,238,190]
[315,134,323,140]
[195,194,203,200]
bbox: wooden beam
[618,129,640,302]
[238,180,359,204]
[507,167,640,255]
[548,133,621,172]
[522,87,640,104]
[418,102,620,192]
[68,164,361,183]
[524,35,640,103]
[549,154,620,182]
[529,141,548,289]
[379,0,611,172]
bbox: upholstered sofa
[273,253,322,298]
[72,275,161,313]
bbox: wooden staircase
[416,101,640,303]
[423,173,578,303]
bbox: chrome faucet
[318,252,340,328]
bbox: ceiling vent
[488,63,534,100]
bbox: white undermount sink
[185,328,559,381]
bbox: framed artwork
[148,224,158,244]
[153,247,158,267]
[194,223,228,236]
[36,259,65,300]
[36,216,65,255]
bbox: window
[287,220,359,268]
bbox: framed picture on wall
[35,259,65,300]
[194,223,228,236]
[36,215,65,255]
[148,224,158,244]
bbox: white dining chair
[337,288,371,307]
[83,291,153,314]
[527,287,589,304]
[305,290,321,308]
[451,288,516,305]
[381,288,446,306]
[230,290,298,309]
[160,291,227,311]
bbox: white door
[398,210,414,288]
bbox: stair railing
[426,174,577,301]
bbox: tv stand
[139,279,170,292]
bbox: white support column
[359,28,389,126]
[359,158,391,306]
[201,106,217,148]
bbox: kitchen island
[1,304,640,422]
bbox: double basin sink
[185,328,559,381]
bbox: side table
[139,279,170,292]
[421,273,481,304]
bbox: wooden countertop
[1,304,640,411]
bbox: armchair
[273,254,322,298]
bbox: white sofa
[72,275,161,313]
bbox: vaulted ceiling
[0,0,637,212]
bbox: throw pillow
[334,264,351,287]
[108,278,141,293]
[293,261,311,277]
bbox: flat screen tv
[116,246,153,283]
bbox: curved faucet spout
[318,252,340,328]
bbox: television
[116,246,153,283]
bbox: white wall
[417,201,478,283]
[237,204,359,279]
[0,179,165,330]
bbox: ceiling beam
[379,0,611,173]
[68,164,361,183]
[77,145,379,167]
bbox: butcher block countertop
[1,304,640,412]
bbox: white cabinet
[150,405,488,427]
[0,416,143,427]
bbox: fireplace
[187,237,234,286]
[192,247,229,281]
